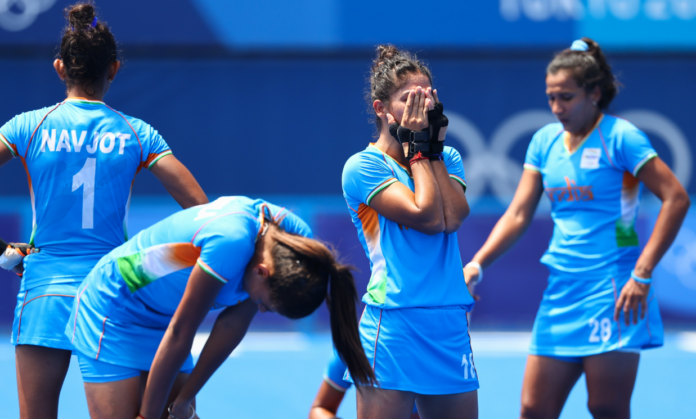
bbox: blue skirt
[12,283,79,350]
[346,304,479,395]
[530,269,663,357]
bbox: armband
[465,262,483,284]
[630,270,652,285]
[0,245,29,270]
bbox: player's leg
[13,286,80,419]
[519,355,584,419]
[15,345,72,419]
[84,377,141,418]
[583,351,639,419]
[79,354,141,419]
[140,371,194,419]
[357,386,416,419]
[416,390,478,419]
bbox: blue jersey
[75,197,310,327]
[524,114,657,274]
[68,197,311,369]
[342,143,474,310]
[0,98,172,288]
[324,349,352,392]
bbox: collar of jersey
[369,143,412,176]
[65,97,106,106]
[563,113,604,155]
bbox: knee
[519,401,550,419]
[587,401,628,419]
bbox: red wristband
[409,152,429,165]
[136,415,148,419]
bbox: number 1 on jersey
[73,158,96,229]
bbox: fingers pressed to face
[425,88,435,110]
[404,90,415,121]
[412,88,422,116]
[433,88,440,103]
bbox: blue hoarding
[2,0,696,50]
[1,56,694,198]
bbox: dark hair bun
[376,44,400,65]
[60,2,118,95]
[68,3,96,31]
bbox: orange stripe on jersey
[168,242,201,266]
[358,203,380,243]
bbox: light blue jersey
[342,144,473,310]
[524,114,657,274]
[0,98,171,289]
[524,114,663,356]
[67,196,311,370]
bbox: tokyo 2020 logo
[0,0,56,32]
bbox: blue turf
[1,332,694,418]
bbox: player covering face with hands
[342,45,476,419]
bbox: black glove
[427,102,448,160]
[388,123,430,161]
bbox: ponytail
[327,265,376,386]
[547,37,620,110]
[265,226,376,386]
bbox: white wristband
[465,262,483,284]
[0,246,24,270]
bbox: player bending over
[67,196,375,419]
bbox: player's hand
[428,88,447,142]
[401,87,430,132]
[168,400,198,419]
[614,278,650,326]
[0,243,38,271]
[463,266,481,301]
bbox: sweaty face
[546,69,599,134]
[387,73,432,125]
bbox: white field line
[192,331,696,359]
[677,332,696,353]
[469,332,531,355]
[192,332,310,357]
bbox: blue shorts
[12,283,80,350]
[67,277,196,372]
[77,352,193,383]
[530,271,663,357]
[346,305,479,395]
